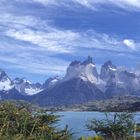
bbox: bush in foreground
[0,101,72,140]
[86,112,136,140]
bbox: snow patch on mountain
[43,76,61,89]
[108,66,116,71]
[0,70,13,91]
[24,87,43,96]
[63,56,98,83]
[0,79,13,91]
[13,78,42,95]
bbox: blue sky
[1,0,140,82]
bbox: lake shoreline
[45,95,140,112]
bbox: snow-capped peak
[23,78,32,84]
[0,69,8,80]
[13,77,42,95]
[0,69,13,91]
[81,56,94,65]
[102,60,116,69]
[13,77,31,85]
[63,56,98,83]
[43,76,61,89]
[100,61,117,82]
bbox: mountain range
[0,56,140,106]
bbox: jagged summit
[13,77,42,96]
[81,56,94,65]
[100,60,117,82]
[64,56,98,83]
[70,56,94,66]
[103,60,112,66]
[0,69,9,81]
[70,60,81,66]
[102,60,116,70]
[42,76,61,89]
[13,77,32,85]
[0,69,13,91]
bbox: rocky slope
[33,78,104,106]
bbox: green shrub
[0,101,72,140]
[86,112,135,140]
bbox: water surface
[55,111,140,138]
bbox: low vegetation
[85,112,140,140]
[0,101,140,140]
[0,101,72,140]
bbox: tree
[86,112,135,140]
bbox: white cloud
[74,0,140,11]
[1,0,140,12]
[112,0,140,8]
[0,13,50,30]
[30,0,57,5]
[0,13,71,75]
[5,25,127,54]
[29,0,140,11]
[2,14,134,55]
[5,28,79,53]
[78,0,140,10]
[0,44,68,75]
[123,39,136,50]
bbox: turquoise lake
[55,112,140,138]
